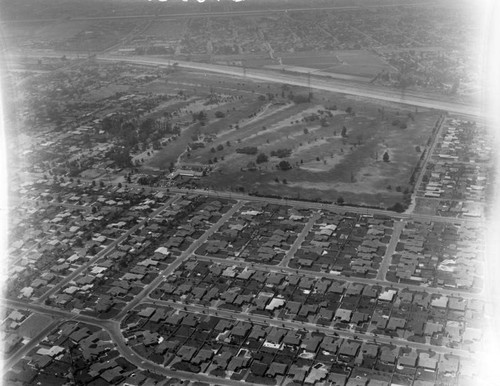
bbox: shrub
[256,153,268,164]
[236,147,258,155]
[278,160,292,171]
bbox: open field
[17,314,53,339]
[194,104,438,208]
[2,19,139,51]
[239,50,392,79]
[137,70,439,209]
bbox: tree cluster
[236,146,258,155]
[270,148,292,158]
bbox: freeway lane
[4,51,483,116]
[0,2,439,24]
[97,54,483,117]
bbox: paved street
[98,54,484,117]
[194,253,487,301]
[37,194,181,303]
[142,299,474,360]
[115,200,244,319]
[2,35,490,385]
[279,211,321,267]
[376,219,405,281]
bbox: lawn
[233,50,392,79]
[137,71,438,209]
[189,90,439,208]
[17,313,53,339]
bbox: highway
[5,50,483,117]
[0,2,440,24]
[97,54,483,117]
[3,32,489,382]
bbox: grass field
[143,19,186,38]
[230,50,392,79]
[143,70,280,169]
[198,105,438,208]
[17,313,53,339]
[138,70,437,208]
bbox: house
[378,289,397,302]
[387,317,406,331]
[339,341,360,357]
[101,367,124,384]
[212,351,233,369]
[267,362,288,377]
[142,331,159,346]
[191,349,214,366]
[95,296,114,313]
[31,354,52,369]
[431,295,448,308]
[70,327,90,343]
[288,365,308,383]
[329,372,348,386]
[177,345,197,361]
[20,287,34,298]
[250,361,268,376]
[335,308,352,323]
[361,343,378,358]
[321,336,342,353]
[368,380,389,386]
[7,310,25,322]
[448,297,466,311]
[304,336,322,353]
[418,352,438,370]
[265,298,285,311]
[398,353,417,367]
[379,348,396,364]
[371,312,388,329]
[424,321,443,336]
[305,363,329,384]
[346,376,368,386]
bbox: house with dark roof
[267,362,287,377]
[339,341,360,358]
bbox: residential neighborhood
[1,1,495,386]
